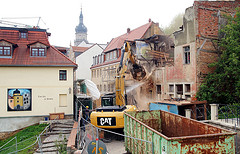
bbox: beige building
[91,20,163,96]
[0,27,77,131]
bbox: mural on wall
[8,89,32,111]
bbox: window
[98,55,101,64]
[92,57,95,65]
[113,51,116,59]
[31,48,46,57]
[156,85,161,94]
[59,70,67,80]
[185,84,191,93]
[169,84,174,92]
[110,52,113,59]
[101,54,104,63]
[183,46,190,64]
[0,46,11,56]
[176,84,183,95]
[20,32,27,38]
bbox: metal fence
[218,104,240,126]
[76,117,153,154]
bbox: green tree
[162,13,184,35]
[197,9,240,104]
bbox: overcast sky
[0,0,194,47]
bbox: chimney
[127,28,130,33]
[149,18,152,22]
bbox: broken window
[169,84,174,92]
[185,84,191,93]
[176,84,183,95]
[185,95,191,101]
[156,85,161,94]
[183,46,190,64]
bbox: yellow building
[13,89,23,110]
[0,27,77,131]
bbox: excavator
[90,41,146,129]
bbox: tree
[197,9,240,104]
[162,13,184,35]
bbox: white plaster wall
[76,44,104,80]
[0,66,74,117]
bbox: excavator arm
[115,41,146,106]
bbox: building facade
[91,20,163,95]
[91,1,240,110]
[0,27,77,131]
[152,0,240,101]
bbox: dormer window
[19,29,28,39]
[20,32,27,39]
[31,48,46,57]
[0,46,11,56]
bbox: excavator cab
[101,93,116,106]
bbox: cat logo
[97,117,116,126]
[100,118,112,125]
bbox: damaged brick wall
[194,1,240,86]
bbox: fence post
[37,135,43,154]
[210,104,219,120]
[185,109,191,119]
[15,136,17,154]
[96,128,99,154]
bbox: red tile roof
[72,46,89,53]
[0,27,77,67]
[104,21,153,52]
[91,22,153,69]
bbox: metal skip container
[124,110,236,154]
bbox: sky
[0,0,194,47]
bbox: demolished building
[90,1,240,110]
[148,0,240,101]
[126,0,240,109]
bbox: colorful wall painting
[8,89,32,111]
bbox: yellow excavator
[90,41,146,129]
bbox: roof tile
[0,27,76,67]
[104,22,153,52]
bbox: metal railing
[77,117,154,154]
[0,116,58,154]
[218,104,240,126]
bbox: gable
[0,27,77,67]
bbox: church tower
[74,7,88,46]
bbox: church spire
[74,5,88,46]
[80,5,83,23]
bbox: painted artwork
[8,89,32,111]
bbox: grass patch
[0,123,48,154]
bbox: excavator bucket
[130,64,146,81]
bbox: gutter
[0,65,77,67]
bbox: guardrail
[0,116,58,154]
